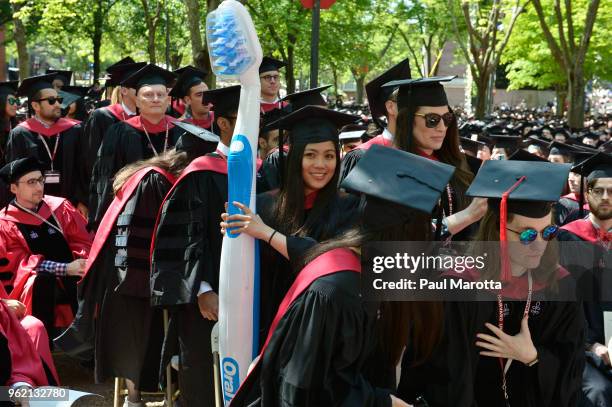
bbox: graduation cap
[460,137,488,156]
[341,144,455,228]
[169,66,207,98]
[174,120,220,159]
[46,69,73,85]
[489,134,522,150]
[339,129,367,142]
[508,149,548,162]
[523,136,550,153]
[383,75,456,108]
[571,152,612,180]
[107,62,147,87]
[548,141,579,157]
[260,107,287,133]
[17,74,57,99]
[58,90,83,110]
[62,85,89,97]
[121,64,176,91]
[0,157,44,184]
[0,81,19,96]
[202,85,241,118]
[279,85,330,112]
[270,105,359,145]
[467,160,571,281]
[365,58,411,120]
[259,57,287,74]
[105,56,136,73]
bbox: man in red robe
[0,157,92,337]
[259,57,288,114]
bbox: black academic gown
[232,252,393,407]
[555,194,589,226]
[256,190,360,347]
[5,119,83,204]
[397,272,585,407]
[88,116,182,229]
[558,222,612,406]
[93,171,172,390]
[150,154,228,407]
[79,104,128,202]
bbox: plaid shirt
[36,260,67,277]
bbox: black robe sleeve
[260,150,282,191]
[150,169,227,307]
[240,272,392,407]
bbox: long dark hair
[395,105,474,211]
[273,140,342,240]
[302,214,444,367]
[0,94,17,139]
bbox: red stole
[81,167,176,281]
[443,266,570,299]
[124,115,177,132]
[561,219,612,244]
[106,103,132,121]
[184,114,214,129]
[232,248,360,401]
[355,134,393,151]
[0,196,66,225]
[416,149,439,161]
[304,191,318,210]
[260,100,288,114]
[18,117,78,138]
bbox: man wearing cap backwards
[80,59,146,204]
[89,64,183,230]
[149,85,241,406]
[259,56,288,114]
[339,58,410,182]
[558,152,612,407]
[0,157,91,337]
[5,74,85,209]
[170,66,214,131]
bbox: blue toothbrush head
[206,0,261,79]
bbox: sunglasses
[7,97,19,106]
[506,224,559,245]
[34,97,63,105]
[415,112,454,128]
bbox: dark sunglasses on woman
[415,112,455,128]
[7,97,19,106]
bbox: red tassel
[500,176,527,282]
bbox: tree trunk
[474,76,488,119]
[554,84,567,117]
[92,0,103,82]
[286,32,297,93]
[0,25,6,81]
[355,75,365,105]
[203,0,220,88]
[331,66,339,99]
[183,0,205,68]
[567,68,585,130]
[12,3,29,79]
[147,22,157,64]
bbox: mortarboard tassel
[499,176,527,282]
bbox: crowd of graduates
[0,54,610,407]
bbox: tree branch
[448,0,477,77]
[565,0,576,55]
[399,27,425,77]
[575,0,600,66]
[531,0,568,71]
[554,0,571,60]
[492,0,528,68]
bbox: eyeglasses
[34,97,63,105]
[16,177,45,186]
[7,97,18,106]
[415,112,454,128]
[589,187,612,198]
[260,74,280,82]
[506,224,559,245]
